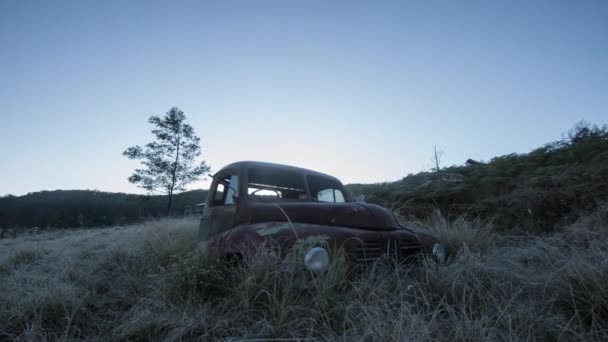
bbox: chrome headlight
[304,247,330,273]
[432,243,446,263]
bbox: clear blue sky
[1,0,606,196]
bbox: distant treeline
[0,190,207,229]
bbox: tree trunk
[167,188,173,214]
[167,136,181,214]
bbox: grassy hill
[347,122,608,233]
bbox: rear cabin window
[307,175,346,203]
[247,168,307,201]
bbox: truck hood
[247,202,400,230]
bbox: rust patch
[254,222,293,236]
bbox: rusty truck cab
[199,161,445,272]
[199,161,350,242]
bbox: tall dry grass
[1,209,607,341]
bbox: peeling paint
[254,222,293,236]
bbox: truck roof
[217,161,342,183]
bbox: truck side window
[334,189,345,202]
[225,174,239,205]
[213,183,226,204]
[317,188,345,203]
[317,189,334,202]
[307,174,347,203]
[210,173,239,206]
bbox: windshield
[247,168,308,202]
[246,167,348,203]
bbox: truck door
[199,171,240,242]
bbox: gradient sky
[1,0,606,196]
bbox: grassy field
[1,208,607,341]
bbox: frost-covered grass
[1,210,608,341]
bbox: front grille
[354,239,421,264]
[354,239,383,262]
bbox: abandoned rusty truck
[198,161,445,273]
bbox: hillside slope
[347,122,608,232]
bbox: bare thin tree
[431,145,444,172]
